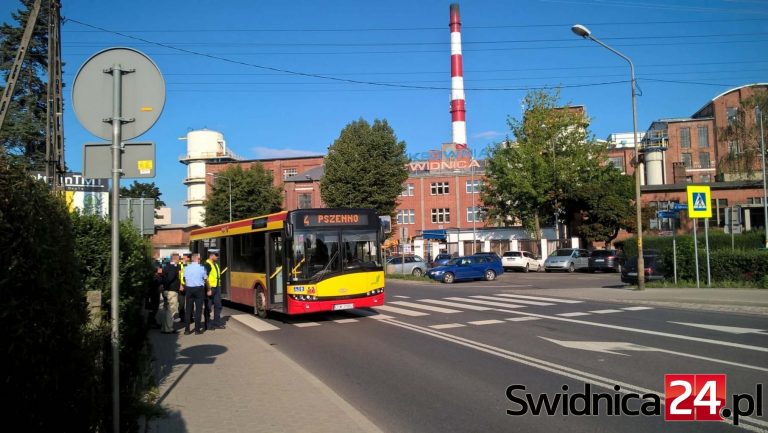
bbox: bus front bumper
[286,292,385,315]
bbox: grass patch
[385,273,436,283]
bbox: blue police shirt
[183,262,207,287]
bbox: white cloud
[472,130,505,140]
[251,146,323,159]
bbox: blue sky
[3,0,768,223]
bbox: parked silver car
[386,255,428,276]
[544,248,590,272]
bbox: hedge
[1,158,157,432]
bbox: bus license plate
[333,303,354,311]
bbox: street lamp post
[471,165,477,254]
[572,24,645,290]
[207,172,232,222]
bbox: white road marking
[293,322,321,328]
[541,337,768,372]
[419,299,493,311]
[557,312,591,317]
[446,297,525,309]
[496,293,583,304]
[670,322,768,335]
[622,306,654,311]
[333,319,359,324]
[230,314,280,332]
[389,301,462,313]
[470,295,553,306]
[468,319,505,326]
[380,318,768,433]
[374,305,429,317]
[392,295,411,299]
[430,323,466,329]
[505,317,541,322]
[589,309,623,314]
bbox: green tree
[571,165,636,245]
[482,89,605,240]
[204,163,283,225]
[718,89,768,180]
[321,118,409,216]
[120,180,166,209]
[0,0,50,166]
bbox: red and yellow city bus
[189,208,386,317]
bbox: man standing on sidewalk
[160,253,182,334]
[183,253,208,335]
[204,250,226,329]
[178,253,191,322]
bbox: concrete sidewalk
[145,316,383,433]
[515,286,768,316]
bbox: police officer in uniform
[204,250,225,329]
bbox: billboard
[32,172,110,216]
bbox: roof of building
[285,165,325,182]
[691,82,768,119]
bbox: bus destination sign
[302,213,369,227]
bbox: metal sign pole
[672,216,677,284]
[705,217,711,287]
[109,64,124,433]
[693,219,700,288]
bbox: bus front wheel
[254,288,268,318]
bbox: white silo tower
[180,129,240,225]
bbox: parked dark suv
[588,249,620,273]
[621,255,665,285]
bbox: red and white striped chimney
[449,3,467,149]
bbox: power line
[63,18,634,92]
[60,17,768,33]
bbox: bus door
[267,232,285,310]
[220,237,230,298]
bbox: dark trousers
[210,286,223,326]
[184,286,205,332]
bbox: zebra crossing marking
[446,297,525,309]
[393,295,411,299]
[374,305,430,317]
[430,323,466,329]
[470,295,554,306]
[506,317,541,322]
[389,301,462,314]
[468,319,505,326]
[590,309,623,314]
[333,318,359,324]
[292,322,321,328]
[419,299,493,311]
[622,306,654,311]
[557,312,591,317]
[496,293,583,304]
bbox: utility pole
[46,1,65,189]
[0,0,42,133]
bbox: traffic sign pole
[693,220,700,289]
[705,218,711,287]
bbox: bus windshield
[290,229,382,282]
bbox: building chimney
[449,3,467,149]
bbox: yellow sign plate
[686,185,712,218]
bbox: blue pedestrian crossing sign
[686,185,712,218]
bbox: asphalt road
[227,271,768,433]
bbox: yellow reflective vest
[179,262,186,286]
[206,259,220,288]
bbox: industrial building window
[397,209,415,225]
[709,198,728,227]
[697,126,709,148]
[431,208,450,223]
[430,182,450,195]
[283,168,297,179]
[465,179,481,193]
[699,152,710,168]
[727,106,738,126]
[700,174,712,183]
[298,193,312,209]
[747,197,763,204]
[400,183,415,196]
[607,156,625,171]
[467,206,481,223]
[682,153,692,168]
[679,128,691,148]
